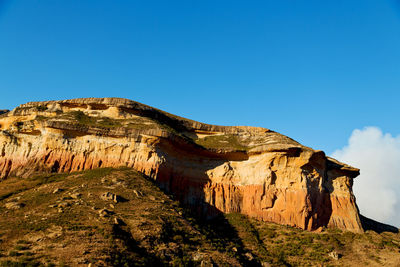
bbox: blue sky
[1,0,400,154]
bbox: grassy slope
[0,168,243,266]
[0,169,399,267]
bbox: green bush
[8,251,20,256]
[36,105,48,112]
[14,245,29,251]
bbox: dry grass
[0,168,240,266]
[194,134,250,151]
[0,168,399,266]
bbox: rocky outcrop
[0,98,363,232]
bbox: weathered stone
[114,217,124,225]
[57,202,70,208]
[245,252,254,261]
[0,97,363,232]
[98,209,111,217]
[52,188,63,194]
[100,192,119,203]
[133,190,143,197]
[70,193,81,199]
[5,202,23,210]
[329,251,340,260]
[193,252,206,261]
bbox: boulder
[100,192,119,203]
[329,251,340,260]
[5,202,23,210]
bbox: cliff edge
[0,98,362,231]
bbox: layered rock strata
[0,98,362,231]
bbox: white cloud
[331,127,400,227]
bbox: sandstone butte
[0,98,363,232]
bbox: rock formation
[0,98,363,232]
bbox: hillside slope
[0,168,399,266]
[0,98,367,231]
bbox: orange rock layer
[0,98,362,232]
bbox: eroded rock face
[0,98,362,231]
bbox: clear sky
[1,0,400,154]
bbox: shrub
[36,105,48,112]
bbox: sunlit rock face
[0,98,362,232]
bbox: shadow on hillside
[141,159,261,265]
[359,214,399,234]
[110,224,166,266]
[192,204,262,266]
[121,171,261,265]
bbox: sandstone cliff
[0,98,362,232]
